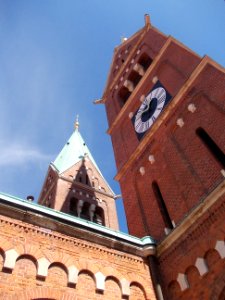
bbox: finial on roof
[144,14,151,26]
[121,36,128,43]
[74,115,79,130]
[93,98,103,104]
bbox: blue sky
[0,0,224,233]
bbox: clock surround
[132,80,172,140]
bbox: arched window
[80,202,90,220]
[138,53,152,71]
[196,127,225,168]
[152,181,173,231]
[85,174,90,185]
[70,198,78,216]
[94,207,105,226]
[118,86,131,107]
[128,70,142,87]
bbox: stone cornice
[0,192,156,258]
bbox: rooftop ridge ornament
[74,115,79,130]
[121,36,128,43]
[144,14,150,26]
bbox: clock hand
[142,99,151,114]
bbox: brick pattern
[159,194,225,300]
[112,60,225,240]
[0,214,155,300]
[130,283,147,299]
[105,26,167,129]
[108,40,200,173]
[38,151,119,230]
[104,20,225,300]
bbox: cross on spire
[75,115,79,130]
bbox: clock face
[132,81,171,140]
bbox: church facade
[0,14,225,300]
[0,118,156,299]
[102,14,225,300]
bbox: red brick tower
[102,15,225,299]
[38,118,119,230]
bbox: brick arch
[22,243,43,260]
[204,248,221,270]
[167,280,181,300]
[46,250,74,268]
[185,265,200,287]
[77,258,100,274]
[0,236,23,255]
[15,254,37,268]
[0,237,13,252]
[127,273,149,288]
[46,262,68,288]
[130,281,147,300]
[76,270,96,297]
[6,287,78,300]
[48,261,68,274]
[10,244,24,256]
[210,272,225,300]
[104,276,122,299]
[13,254,37,282]
[101,266,123,280]
[77,268,95,282]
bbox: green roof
[52,126,114,195]
[53,127,101,175]
[0,191,156,248]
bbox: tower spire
[74,115,79,130]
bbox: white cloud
[0,142,52,167]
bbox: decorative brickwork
[0,214,155,300]
[103,15,225,300]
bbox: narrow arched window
[118,86,131,107]
[152,181,173,231]
[80,202,90,221]
[70,198,78,216]
[128,70,142,87]
[86,174,89,185]
[196,128,225,168]
[138,53,152,70]
[94,207,105,226]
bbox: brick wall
[111,58,225,241]
[107,39,200,173]
[38,155,119,230]
[103,21,225,300]
[104,26,166,130]
[158,190,225,300]
[0,213,156,300]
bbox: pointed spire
[53,121,101,175]
[74,115,79,131]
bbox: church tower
[38,118,119,230]
[102,14,225,299]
